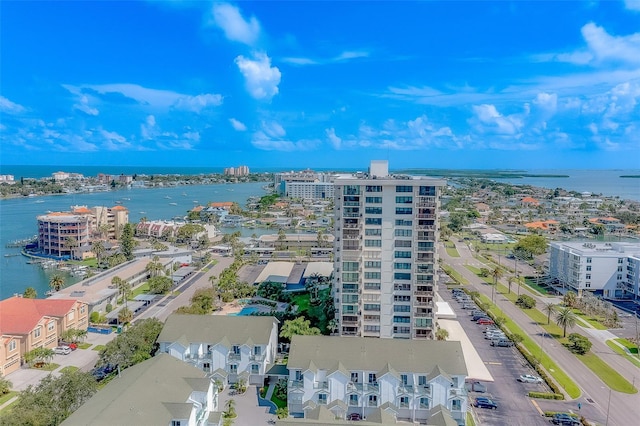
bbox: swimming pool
[228,306,260,316]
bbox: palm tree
[543,302,556,325]
[49,274,65,292]
[563,291,577,308]
[435,328,449,341]
[507,276,514,294]
[145,255,164,278]
[491,267,503,304]
[555,307,577,337]
[92,240,106,268]
[118,307,133,325]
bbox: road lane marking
[530,399,544,416]
[485,362,502,365]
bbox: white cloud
[251,121,318,151]
[229,118,247,131]
[99,129,131,150]
[581,22,640,65]
[470,104,525,136]
[281,50,370,66]
[141,115,159,139]
[326,128,342,149]
[625,0,640,11]
[73,83,222,112]
[235,52,281,100]
[210,2,261,46]
[75,95,99,116]
[0,96,26,114]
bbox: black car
[472,314,491,321]
[551,413,580,425]
[474,397,497,409]
[91,364,116,381]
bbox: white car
[54,346,72,355]
[518,374,543,384]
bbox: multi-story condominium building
[0,297,89,376]
[37,205,129,259]
[63,354,222,426]
[286,336,468,425]
[548,241,640,298]
[37,212,93,259]
[0,175,15,183]
[91,205,129,239]
[283,181,335,200]
[224,165,250,176]
[157,315,279,385]
[333,161,446,339]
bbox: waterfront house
[157,315,279,385]
[63,354,222,426]
[0,296,88,377]
[286,336,468,425]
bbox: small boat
[122,197,131,201]
[115,200,122,204]
[182,192,187,196]
[165,196,171,199]
[35,200,45,203]
[139,211,146,214]
[169,202,178,206]
[193,200,198,203]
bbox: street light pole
[605,387,612,426]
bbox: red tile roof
[208,202,233,208]
[111,205,128,211]
[521,197,539,205]
[0,297,77,335]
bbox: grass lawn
[465,265,494,285]
[77,342,92,350]
[577,352,637,393]
[270,393,287,409]
[571,310,608,330]
[291,293,311,313]
[445,242,460,258]
[474,292,581,398]
[606,340,640,368]
[0,391,18,407]
[92,344,106,352]
[60,366,79,374]
[522,277,549,295]
[129,282,151,299]
[442,265,468,285]
[466,411,476,426]
[615,338,639,354]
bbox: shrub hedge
[529,391,564,400]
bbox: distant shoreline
[620,175,640,178]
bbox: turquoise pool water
[228,306,259,316]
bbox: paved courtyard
[219,385,277,425]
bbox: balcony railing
[289,380,304,390]
[313,381,329,390]
[349,382,379,393]
[228,353,241,361]
[449,388,467,397]
[250,353,266,362]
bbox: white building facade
[287,336,468,425]
[157,315,279,385]
[333,161,446,339]
[548,241,640,298]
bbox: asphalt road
[441,240,640,426]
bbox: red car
[477,318,494,325]
[60,342,78,350]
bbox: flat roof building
[333,161,446,339]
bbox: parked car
[518,374,543,384]
[491,339,514,347]
[485,332,506,340]
[59,342,78,351]
[91,364,116,381]
[551,413,581,425]
[54,346,71,355]
[477,318,495,325]
[474,314,491,321]
[347,412,362,421]
[465,381,487,393]
[474,397,497,409]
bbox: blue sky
[1,1,640,169]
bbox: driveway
[219,385,276,425]
[5,330,116,391]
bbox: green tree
[2,370,97,426]
[118,307,133,325]
[280,316,321,341]
[491,267,503,303]
[224,398,237,418]
[555,307,577,337]
[0,377,13,396]
[145,255,164,278]
[435,328,449,341]
[516,294,536,309]
[568,333,592,354]
[543,302,556,325]
[24,347,55,367]
[277,228,286,250]
[119,223,135,261]
[563,291,577,308]
[98,318,163,370]
[49,274,65,292]
[513,234,548,259]
[23,287,37,298]
[92,240,106,268]
[148,276,173,294]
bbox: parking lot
[442,287,550,426]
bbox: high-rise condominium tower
[333,161,446,339]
